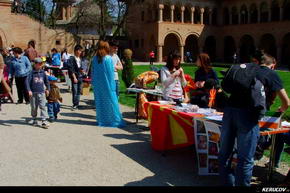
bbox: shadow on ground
[111,142,220,186]
[252,165,286,186]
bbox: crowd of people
[0,38,290,186]
[158,49,290,186]
[0,39,125,128]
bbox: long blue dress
[92,55,125,128]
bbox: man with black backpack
[218,50,267,186]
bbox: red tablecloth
[144,101,290,151]
[144,102,205,151]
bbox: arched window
[185,34,199,62]
[194,6,201,24]
[212,8,218,25]
[223,7,230,25]
[203,36,217,61]
[271,0,280,21]
[283,0,290,20]
[231,7,239,24]
[260,2,269,22]
[240,5,248,24]
[239,35,256,63]
[250,4,258,23]
[259,34,277,58]
[174,5,182,22]
[204,7,210,25]
[224,36,236,63]
[184,7,191,23]
[282,33,290,67]
[163,33,181,60]
[163,5,171,22]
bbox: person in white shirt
[109,40,123,98]
[160,51,188,105]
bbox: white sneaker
[41,120,49,129]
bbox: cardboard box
[82,82,91,96]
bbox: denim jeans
[71,78,83,106]
[47,102,60,119]
[30,93,48,121]
[218,107,260,186]
[274,132,290,167]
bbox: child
[26,57,50,128]
[47,76,62,122]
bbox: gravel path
[0,83,288,186]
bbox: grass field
[119,64,290,121]
[118,64,290,166]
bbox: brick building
[126,0,290,67]
[0,0,77,55]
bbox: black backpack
[221,63,266,119]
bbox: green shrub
[122,49,134,88]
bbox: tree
[94,0,139,40]
[72,0,103,35]
[24,0,47,23]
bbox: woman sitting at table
[160,50,188,105]
[194,53,219,88]
[189,53,220,107]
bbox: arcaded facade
[126,0,290,67]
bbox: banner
[193,118,237,176]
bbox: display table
[144,101,290,180]
[127,88,163,123]
[144,101,204,151]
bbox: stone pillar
[209,8,213,25]
[191,7,195,24]
[62,6,66,20]
[180,45,184,63]
[229,10,232,24]
[66,6,70,20]
[268,8,272,22]
[181,6,185,23]
[280,6,283,21]
[238,8,241,24]
[258,8,261,23]
[277,46,282,64]
[158,45,163,62]
[200,8,205,24]
[159,4,164,23]
[171,5,175,23]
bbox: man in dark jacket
[67,45,83,110]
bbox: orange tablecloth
[144,101,290,151]
[144,102,205,151]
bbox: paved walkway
[0,83,288,186]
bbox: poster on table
[193,118,237,176]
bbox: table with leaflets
[144,101,290,181]
[126,88,163,123]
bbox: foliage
[23,0,47,23]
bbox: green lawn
[118,64,290,166]
[119,64,290,121]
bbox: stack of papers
[282,121,290,128]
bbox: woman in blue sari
[91,40,125,128]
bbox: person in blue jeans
[67,45,83,110]
[219,107,260,186]
[273,132,290,168]
[219,52,289,186]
